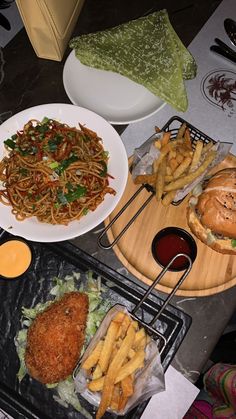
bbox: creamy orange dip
[0,240,32,278]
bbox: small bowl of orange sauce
[151,227,197,272]
[0,237,33,280]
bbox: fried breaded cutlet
[25,292,89,384]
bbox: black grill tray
[0,232,191,418]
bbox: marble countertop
[1,0,235,385]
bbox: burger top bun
[196,168,236,239]
[187,167,236,254]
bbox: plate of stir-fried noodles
[0,104,128,242]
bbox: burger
[187,167,236,254]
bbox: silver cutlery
[210,37,236,64]
[224,18,236,47]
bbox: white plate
[0,103,128,242]
[63,50,166,125]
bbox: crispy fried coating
[25,292,88,384]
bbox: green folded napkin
[70,10,197,112]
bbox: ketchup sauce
[152,227,197,271]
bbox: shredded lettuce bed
[14,270,110,417]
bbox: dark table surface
[1,0,235,386]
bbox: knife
[0,12,10,31]
[210,44,236,64]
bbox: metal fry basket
[73,252,192,384]
[98,116,216,250]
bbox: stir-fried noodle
[0,118,116,225]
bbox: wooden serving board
[105,155,236,297]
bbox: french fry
[134,336,146,350]
[153,157,160,173]
[162,138,185,154]
[184,127,192,150]
[133,328,146,347]
[168,150,177,160]
[131,319,139,331]
[83,311,153,418]
[117,314,131,339]
[128,348,136,359]
[113,312,126,323]
[172,156,192,179]
[169,158,178,172]
[110,345,119,363]
[132,122,217,208]
[189,141,203,172]
[93,363,103,380]
[88,376,105,392]
[82,340,104,370]
[119,393,130,411]
[110,383,121,411]
[176,153,184,164]
[88,350,145,392]
[164,174,174,183]
[162,190,177,206]
[133,173,156,185]
[154,139,162,150]
[178,145,192,157]
[161,131,171,146]
[164,151,216,192]
[96,323,136,419]
[119,375,134,411]
[176,122,187,139]
[98,320,120,373]
[202,141,214,155]
[117,350,145,383]
[154,139,185,170]
[166,165,172,176]
[155,157,166,201]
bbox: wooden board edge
[105,218,236,297]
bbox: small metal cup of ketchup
[151,227,197,272]
[0,237,33,280]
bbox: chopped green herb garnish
[67,131,76,138]
[41,117,50,124]
[55,155,78,175]
[57,191,69,205]
[65,185,87,203]
[57,185,87,205]
[82,134,91,142]
[18,145,37,156]
[18,148,30,156]
[4,138,16,149]
[35,124,49,134]
[19,167,28,176]
[47,135,63,152]
[99,160,107,177]
[49,161,59,170]
[102,150,109,159]
[66,182,74,192]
